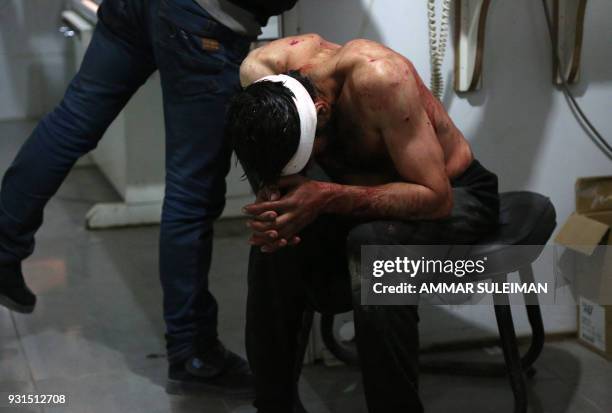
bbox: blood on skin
[353,186,413,218]
[410,68,443,130]
[350,186,385,215]
[289,40,302,46]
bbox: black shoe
[0,264,36,314]
[166,341,255,398]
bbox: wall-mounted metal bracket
[453,0,491,92]
[550,0,587,85]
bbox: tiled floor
[1,120,611,413]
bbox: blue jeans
[0,0,253,363]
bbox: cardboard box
[555,176,612,359]
[578,297,612,358]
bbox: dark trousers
[0,0,252,362]
[246,161,500,413]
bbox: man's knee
[346,221,406,258]
[162,176,226,224]
[346,222,380,298]
[346,222,371,259]
[347,221,417,300]
[37,102,105,156]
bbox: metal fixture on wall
[453,0,491,93]
[542,0,611,160]
[549,0,587,85]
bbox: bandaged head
[254,74,318,176]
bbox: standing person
[0,0,297,396]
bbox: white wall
[285,0,612,342]
[0,0,73,121]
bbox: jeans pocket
[156,16,226,96]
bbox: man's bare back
[240,34,473,186]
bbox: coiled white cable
[428,0,451,100]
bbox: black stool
[294,191,557,413]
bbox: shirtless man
[225,34,500,413]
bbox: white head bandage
[254,74,318,176]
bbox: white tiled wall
[0,0,73,121]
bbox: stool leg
[294,310,315,413]
[493,293,528,413]
[320,313,360,366]
[519,266,545,373]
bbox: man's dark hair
[225,71,317,189]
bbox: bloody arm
[348,60,453,219]
[318,180,451,220]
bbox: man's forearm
[320,181,452,220]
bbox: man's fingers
[261,238,288,253]
[248,230,278,246]
[248,234,267,246]
[247,219,275,232]
[272,213,302,240]
[256,186,280,202]
[273,212,294,228]
[269,191,281,201]
[243,200,289,216]
[251,211,278,222]
[251,230,278,241]
[247,223,299,251]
